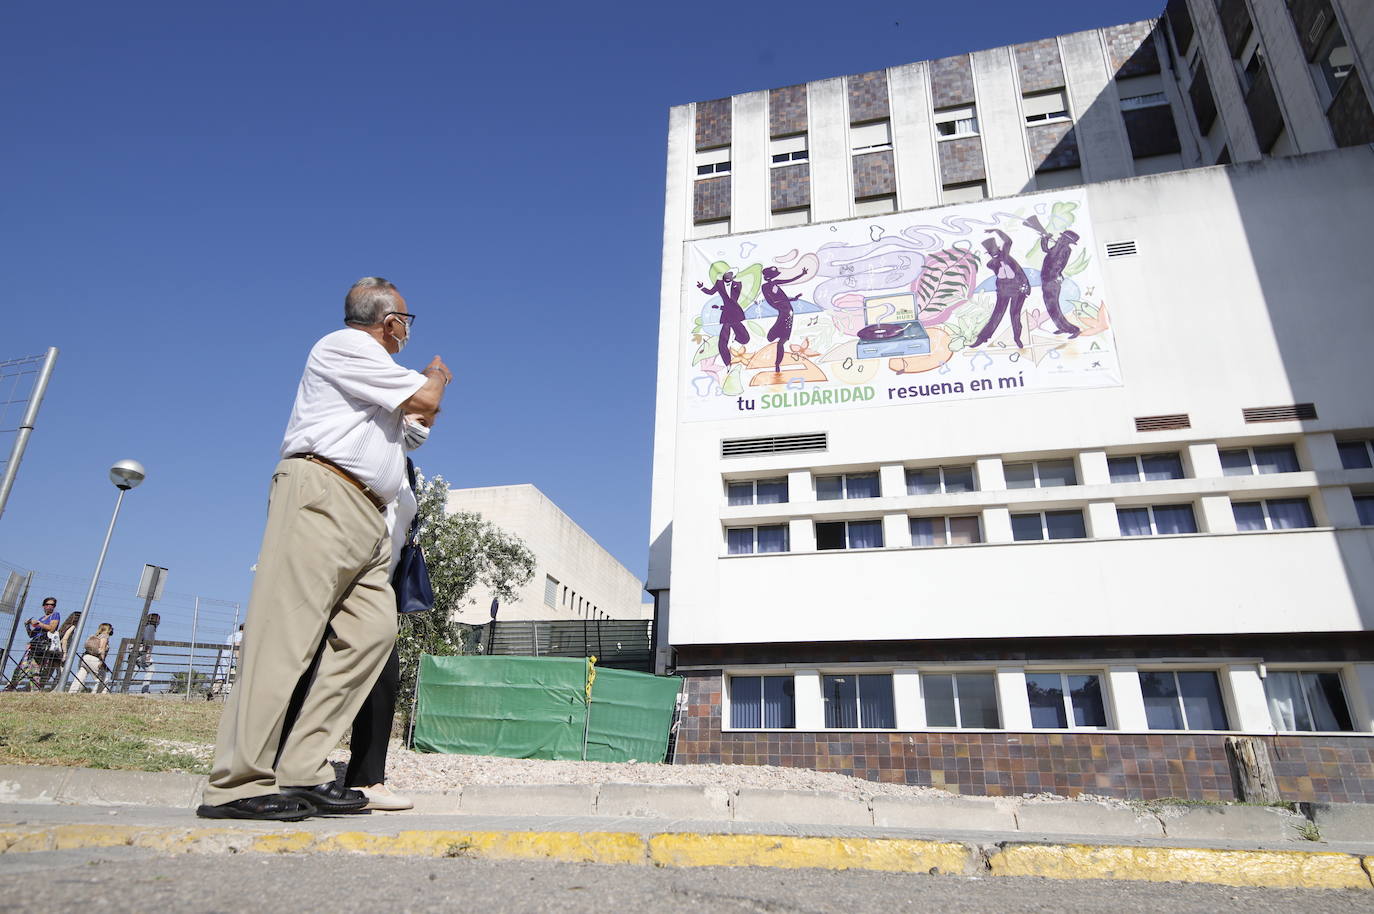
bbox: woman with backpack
[68,623,114,693]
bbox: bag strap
[405,458,422,543]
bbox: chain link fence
[0,556,243,699]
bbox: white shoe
[358,784,413,811]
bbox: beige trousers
[203,458,395,804]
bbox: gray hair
[344,277,401,325]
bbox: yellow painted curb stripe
[648,833,970,873]
[2,822,1371,890]
[989,843,1372,890]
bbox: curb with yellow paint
[1,822,1370,890]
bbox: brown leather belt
[288,453,387,512]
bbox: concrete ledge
[59,768,203,809]
[405,790,461,815]
[0,765,70,804]
[732,788,873,826]
[597,784,730,820]
[1,820,1370,889]
[1305,803,1374,845]
[457,785,596,817]
[1015,803,1164,837]
[1161,805,1299,843]
[872,795,1016,831]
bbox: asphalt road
[1,848,1371,913]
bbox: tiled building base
[672,672,1374,803]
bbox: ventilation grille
[1135,413,1191,432]
[721,432,828,458]
[1243,403,1317,423]
[1106,240,1138,258]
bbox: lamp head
[109,459,146,491]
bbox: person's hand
[423,355,452,386]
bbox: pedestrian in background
[69,623,114,693]
[131,613,160,693]
[6,598,60,691]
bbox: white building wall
[447,484,649,625]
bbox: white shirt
[279,328,427,504]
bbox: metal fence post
[186,596,199,701]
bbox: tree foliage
[396,469,536,725]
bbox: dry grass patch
[0,693,221,773]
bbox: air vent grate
[721,432,828,458]
[1106,240,1138,258]
[1135,413,1191,432]
[1243,403,1317,423]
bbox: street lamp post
[58,460,145,689]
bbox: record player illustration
[854,292,931,359]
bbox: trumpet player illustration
[1028,215,1081,338]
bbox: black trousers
[280,639,400,788]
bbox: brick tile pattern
[674,672,1374,803]
[852,150,895,199]
[696,97,732,150]
[769,85,808,138]
[1218,0,1254,58]
[847,70,890,123]
[1027,122,1080,171]
[1288,0,1333,61]
[930,55,975,109]
[1014,39,1065,93]
[770,163,811,211]
[1104,21,1162,77]
[693,176,730,223]
[938,136,986,185]
[1330,74,1374,147]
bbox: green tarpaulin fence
[412,654,683,763]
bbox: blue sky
[1,0,1164,609]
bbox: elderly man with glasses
[197,277,451,822]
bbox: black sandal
[195,793,315,821]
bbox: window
[816,519,884,550]
[923,672,1000,728]
[854,194,896,216]
[850,119,891,152]
[770,133,808,165]
[1312,22,1354,99]
[543,575,559,608]
[1356,496,1374,526]
[1337,440,1374,470]
[693,218,729,238]
[1120,91,1168,110]
[1220,444,1299,476]
[1004,459,1077,489]
[1108,453,1185,483]
[726,524,790,555]
[727,478,788,506]
[822,674,895,728]
[910,515,981,547]
[1011,510,1086,541]
[942,180,986,202]
[695,146,731,176]
[1025,672,1107,729]
[934,105,978,139]
[771,207,809,227]
[1265,670,1353,732]
[1240,42,1264,94]
[1232,497,1315,530]
[1117,503,1198,536]
[1023,89,1069,123]
[1139,671,1229,730]
[729,675,795,728]
[907,465,976,495]
[816,472,880,500]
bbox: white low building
[649,3,1374,801]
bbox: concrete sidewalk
[1,764,1373,890]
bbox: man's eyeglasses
[42,604,56,608]
[384,311,416,327]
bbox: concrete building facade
[447,484,650,626]
[649,2,1374,803]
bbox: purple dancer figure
[971,229,1031,349]
[760,266,809,372]
[697,271,749,365]
[1038,229,1080,337]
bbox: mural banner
[679,188,1119,422]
